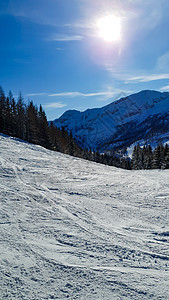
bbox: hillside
[0,134,169,299]
[53,90,169,152]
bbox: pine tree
[66,131,74,156]
[49,122,61,151]
[16,92,26,139]
[160,144,165,169]
[163,144,169,169]
[10,96,17,136]
[4,96,11,134]
[38,105,51,149]
[152,145,161,169]
[0,86,6,132]
[142,145,152,169]
[26,101,39,144]
[131,144,141,169]
[95,150,101,163]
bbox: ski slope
[0,134,169,300]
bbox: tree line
[0,87,130,169]
[131,143,169,169]
[0,86,168,170]
[0,87,82,154]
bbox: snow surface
[0,134,169,299]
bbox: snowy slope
[53,90,169,152]
[0,134,169,299]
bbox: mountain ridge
[53,90,169,152]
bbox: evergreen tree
[7,91,14,135]
[38,105,51,149]
[160,144,165,169]
[152,145,161,169]
[10,96,17,136]
[4,96,11,134]
[16,92,26,139]
[163,144,169,169]
[26,101,39,144]
[142,145,152,169]
[95,150,101,163]
[146,145,153,169]
[131,144,140,169]
[67,131,76,156]
[49,122,60,151]
[0,86,6,132]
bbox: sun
[97,15,121,42]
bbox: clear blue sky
[1,0,169,120]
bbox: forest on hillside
[0,86,169,170]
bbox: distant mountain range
[53,90,169,153]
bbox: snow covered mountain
[0,133,169,299]
[53,90,169,152]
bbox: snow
[0,134,169,299]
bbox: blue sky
[1,0,169,120]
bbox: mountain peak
[53,89,169,151]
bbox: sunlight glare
[97,15,121,42]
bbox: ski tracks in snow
[0,134,169,299]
